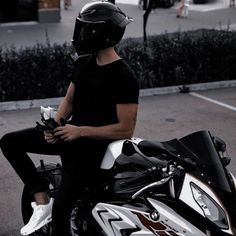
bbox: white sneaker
[20,198,54,235]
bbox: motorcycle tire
[21,163,62,236]
[70,200,106,236]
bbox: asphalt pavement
[0,87,236,236]
[0,0,236,235]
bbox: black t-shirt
[71,55,139,126]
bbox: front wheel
[21,162,62,236]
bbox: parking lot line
[189,92,236,112]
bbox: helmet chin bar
[72,37,117,56]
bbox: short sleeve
[71,55,93,84]
[114,62,139,104]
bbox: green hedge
[0,29,236,102]
[117,29,236,89]
[0,43,74,102]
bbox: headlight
[191,183,229,229]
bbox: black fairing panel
[180,130,231,193]
[108,131,232,198]
[109,141,169,198]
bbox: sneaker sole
[21,214,52,235]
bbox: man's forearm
[55,98,73,124]
[78,123,134,140]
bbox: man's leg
[51,170,85,236]
[0,127,60,194]
[0,127,61,235]
[51,138,112,235]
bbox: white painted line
[190,92,236,112]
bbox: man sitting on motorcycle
[0,1,139,235]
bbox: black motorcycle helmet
[72,0,133,55]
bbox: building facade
[0,0,60,23]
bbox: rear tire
[21,163,62,236]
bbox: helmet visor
[72,18,106,55]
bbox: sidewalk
[0,0,235,49]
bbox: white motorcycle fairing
[179,173,234,235]
[96,137,235,235]
[100,138,143,170]
[92,198,206,236]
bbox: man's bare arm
[55,82,74,124]
[54,103,138,141]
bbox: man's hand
[44,131,58,144]
[54,124,82,142]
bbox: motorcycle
[21,107,236,236]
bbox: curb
[0,80,236,112]
[139,80,236,96]
[0,97,63,112]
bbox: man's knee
[0,132,16,155]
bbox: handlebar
[119,166,164,188]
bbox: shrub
[0,29,236,102]
[0,43,74,102]
[117,29,236,88]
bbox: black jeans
[0,127,112,236]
